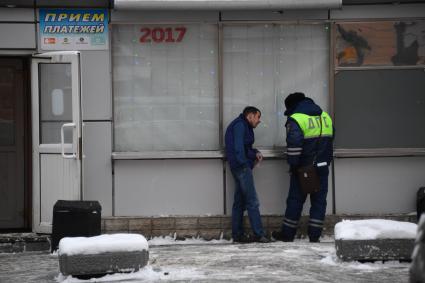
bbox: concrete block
[222,230,232,240]
[104,218,129,232]
[198,217,221,229]
[129,218,152,232]
[198,229,222,240]
[175,218,198,230]
[175,230,198,240]
[0,243,24,253]
[267,216,283,229]
[152,218,175,230]
[25,241,50,252]
[243,216,250,228]
[221,217,232,229]
[336,239,415,261]
[59,250,149,276]
[151,229,174,237]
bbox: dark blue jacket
[225,114,258,170]
[285,99,334,167]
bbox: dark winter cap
[284,92,306,110]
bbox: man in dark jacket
[225,106,269,243]
[273,92,334,242]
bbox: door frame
[31,51,83,233]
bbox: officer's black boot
[271,231,294,242]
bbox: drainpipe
[114,0,342,10]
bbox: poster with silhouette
[336,21,425,67]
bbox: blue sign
[39,9,109,50]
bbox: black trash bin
[51,200,101,252]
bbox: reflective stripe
[287,147,302,151]
[287,152,301,156]
[308,223,323,228]
[283,221,298,228]
[304,134,333,140]
[284,218,298,225]
[309,218,324,224]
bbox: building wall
[108,5,425,217]
[80,51,113,216]
[334,157,425,214]
[0,8,35,49]
[1,4,424,222]
[114,159,224,216]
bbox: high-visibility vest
[290,112,333,139]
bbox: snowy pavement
[0,238,410,283]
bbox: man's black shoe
[271,231,294,242]
[252,235,270,243]
[233,234,251,244]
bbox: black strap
[312,115,323,165]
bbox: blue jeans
[231,166,265,238]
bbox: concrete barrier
[59,250,149,276]
[58,234,149,277]
[336,239,414,261]
[334,219,417,262]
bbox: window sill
[334,148,425,158]
[112,149,286,160]
[112,151,224,160]
[112,148,425,160]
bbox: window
[335,69,425,149]
[223,24,329,148]
[39,64,72,144]
[113,24,219,151]
[334,20,425,151]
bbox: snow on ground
[56,266,205,283]
[335,219,417,240]
[58,234,148,256]
[147,234,335,246]
[148,235,231,246]
[52,238,410,283]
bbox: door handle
[61,123,76,159]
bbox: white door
[31,51,83,233]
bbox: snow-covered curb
[335,219,417,240]
[58,234,148,256]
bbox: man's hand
[255,152,263,164]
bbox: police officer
[273,92,334,242]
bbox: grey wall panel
[81,51,112,120]
[36,0,110,7]
[83,122,113,216]
[334,157,425,214]
[331,4,425,19]
[225,160,334,216]
[0,8,34,22]
[225,160,288,215]
[114,159,223,216]
[221,10,328,21]
[0,24,35,49]
[111,10,219,23]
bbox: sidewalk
[0,238,410,283]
